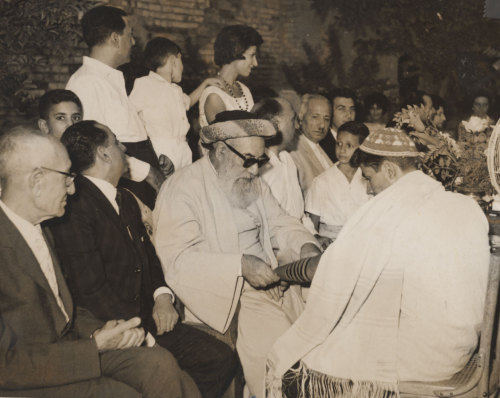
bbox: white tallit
[267,170,489,397]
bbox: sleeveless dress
[199,82,254,127]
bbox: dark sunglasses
[39,166,76,186]
[223,141,269,168]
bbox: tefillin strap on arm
[274,254,322,283]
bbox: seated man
[267,127,490,397]
[253,97,305,221]
[290,94,333,196]
[153,110,321,397]
[0,126,199,398]
[48,120,238,398]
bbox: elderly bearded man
[153,111,321,397]
[267,128,490,398]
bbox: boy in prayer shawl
[267,127,490,398]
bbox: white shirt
[305,165,371,239]
[303,135,332,171]
[260,150,305,220]
[0,200,69,322]
[330,127,337,140]
[130,72,192,170]
[66,56,149,182]
[83,175,174,302]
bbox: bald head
[0,126,74,224]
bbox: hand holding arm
[241,254,280,289]
[145,166,166,192]
[189,77,223,107]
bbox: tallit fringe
[267,362,399,398]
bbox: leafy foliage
[290,0,500,103]
[0,0,97,115]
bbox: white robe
[153,156,318,396]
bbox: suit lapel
[0,207,70,333]
[77,176,131,243]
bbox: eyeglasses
[223,141,269,168]
[39,166,76,186]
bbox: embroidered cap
[359,127,420,157]
[201,110,276,144]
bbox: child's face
[172,53,183,83]
[39,101,82,139]
[335,130,361,165]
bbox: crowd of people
[0,4,495,398]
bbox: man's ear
[38,119,49,135]
[29,169,43,197]
[381,160,400,182]
[109,31,121,48]
[96,145,110,163]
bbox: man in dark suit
[0,126,199,397]
[48,120,238,398]
[319,88,356,162]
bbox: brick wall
[1,0,326,124]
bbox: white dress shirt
[66,56,150,182]
[130,72,192,170]
[303,135,333,171]
[305,165,371,239]
[0,200,69,322]
[260,150,305,220]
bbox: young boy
[38,89,83,138]
[130,37,220,170]
[305,121,371,240]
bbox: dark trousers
[120,139,160,210]
[156,323,239,398]
[0,345,200,398]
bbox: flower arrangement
[392,106,495,197]
[392,105,461,190]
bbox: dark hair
[401,90,428,109]
[470,90,491,107]
[61,120,109,173]
[364,92,389,114]
[38,89,82,120]
[350,148,418,171]
[331,87,356,104]
[144,37,181,72]
[337,121,369,144]
[253,97,285,147]
[81,6,127,48]
[214,25,263,67]
[430,94,445,111]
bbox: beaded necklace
[218,74,249,111]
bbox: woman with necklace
[199,25,263,127]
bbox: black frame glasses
[223,141,269,168]
[39,166,76,186]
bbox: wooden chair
[399,249,500,398]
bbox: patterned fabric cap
[201,118,276,144]
[359,127,420,157]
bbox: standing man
[0,127,199,398]
[67,5,169,209]
[153,111,321,397]
[49,120,238,398]
[319,88,356,162]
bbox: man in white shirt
[254,97,304,220]
[0,126,198,397]
[290,94,333,196]
[66,5,168,209]
[49,120,238,398]
[319,88,356,162]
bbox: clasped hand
[92,317,145,352]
